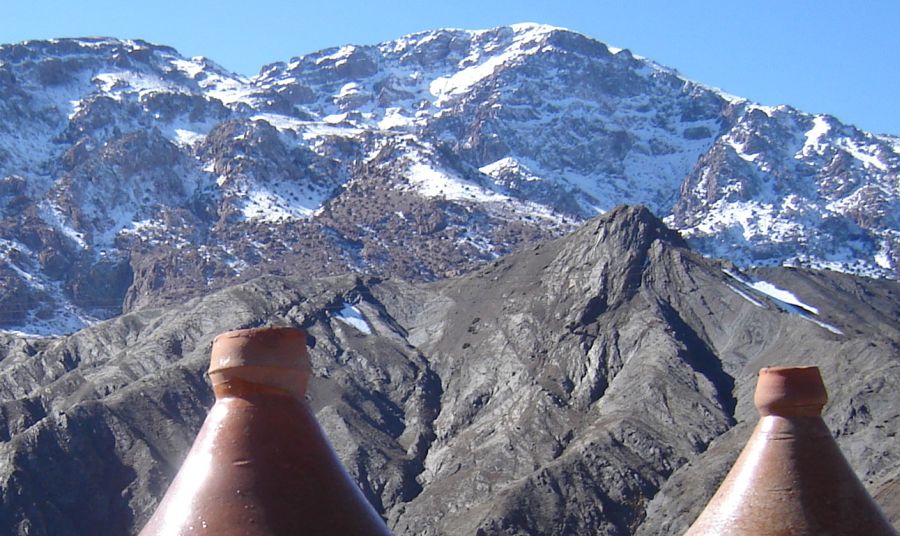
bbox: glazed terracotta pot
[684,366,897,535]
[139,327,393,536]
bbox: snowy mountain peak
[0,24,898,336]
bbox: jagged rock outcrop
[0,206,895,535]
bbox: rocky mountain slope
[0,207,896,535]
[0,25,898,335]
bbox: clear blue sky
[5,0,899,136]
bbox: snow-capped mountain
[0,25,897,335]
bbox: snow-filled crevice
[723,269,842,335]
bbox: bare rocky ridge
[0,27,898,335]
[0,206,896,535]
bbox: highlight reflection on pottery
[685,366,897,536]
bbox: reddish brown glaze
[753,366,828,417]
[685,366,897,536]
[139,327,392,536]
[209,327,312,399]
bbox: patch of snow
[323,113,349,124]
[74,38,123,49]
[429,56,504,104]
[429,25,554,106]
[509,22,565,34]
[301,123,364,140]
[620,131,719,213]
[793,255,891,279]
[5,259,40,289]
[746,104,783,117]
[200,72,257,107]
[841,138,888,171]
[222,249,249,274]
[91,202,141,247]
[270,76,298,87]
[805,316,844,336]
[479,157,542,181]
[251,113,309,133]
[239,185,322,223]
[174,128,206,147]
[335,302,372,334]
[457,230,499,257]
[684,200,805,244]
[707,87,746,105]
[725,282,765,308]
[781,194,803,213]
[724,268,817,313]
[337,82,361,97]
[123,218,166,237]
[38,202,88,249]
[68,99,84,120]
[722,269,842,334]
[728,137,759,162]
[748,280,819,315]
[155,114,217,149]
[0,256,105,337]
[0,240,44,291]
[378,107,415,130]
[93,71,186,99]
[170,58,205,79]
[3,310,95,338]
[316,45,357,66]
[875,240,893,269]
[801,115,831,155]
[876,134,900,154]
[407,161,508,203]
[117,218,192,248]
[825,185,898,223]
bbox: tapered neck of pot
[685,365,898,536]
[753,366,827,417]
[208,326,311,400]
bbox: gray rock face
[0,206,895,535]
[0,26,898,335]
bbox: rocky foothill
[0,207,896,534]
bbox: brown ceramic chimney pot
[753,366,828,417]
[139,326,393,536]
[684,366,897,536]
[208,327,312,399]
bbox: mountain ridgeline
[0,25,898,335]
[0,207,897,535]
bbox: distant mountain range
[0,24,898,336]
